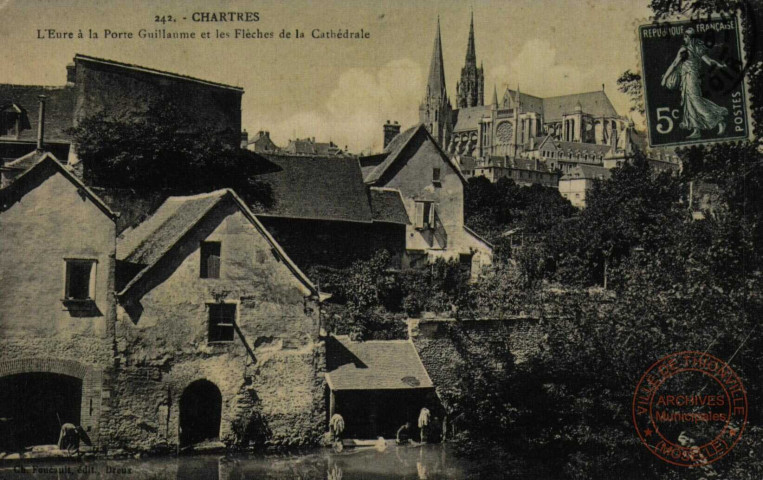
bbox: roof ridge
[74,54,244,92]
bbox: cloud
[487,39,599,97]
[265,58,424,153]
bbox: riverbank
[0,444,556,479]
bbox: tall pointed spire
[426,17,447,98]
[492,84,498,106]
[466,10,476,65]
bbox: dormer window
[0,105,22,139]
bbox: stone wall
[73,56,243,147]
[408,316,543,408]
[0,167,116,445]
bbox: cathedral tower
[456,12,484,108]
[419,18,452,148]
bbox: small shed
[325,336,438,439]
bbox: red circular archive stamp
[632,351,747,467]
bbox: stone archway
[0,358,101,449]
[179,379,222,447]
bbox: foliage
[67,100,273,207]
[310,251,468,340]
[544,155,685,286]
[464,176,576,261]
[616,69,645,116]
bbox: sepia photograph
[0,0,761,478]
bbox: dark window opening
[432,168,441,184]
[0,110,18,137]
[208,303,235,343]
[65,260,93,300]
[200,241,221,279]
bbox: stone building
[112,189,327,450]
[0,154,118,450]
[0,54,244,167]
[246,130,280,154]
[254,154,409,270]
[558,164,612,208]
[360,124,493,272]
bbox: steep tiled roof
[0,85,76,143]
[364,124,466,185]
[256,154,373,223]
[542,91,618,123]
[326,336,433,391]
[118,191,225,265]
[368,187,410,225]
[453,105,490,132]
[503,89,544,114]
[117,189,319,297]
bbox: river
[0,444,556,479]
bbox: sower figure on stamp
[661,27,729,139]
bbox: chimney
[37,95,46,151]
[66,63,76,85]
[383,120,402,149]
[240,129,249,149]
[265,131,270,138]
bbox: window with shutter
[427,203,436,228]
[200,241,221,279]
[414,202,425,229]
[208,303,236,343]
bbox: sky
[0,0,653,153]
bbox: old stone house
[0,154,118,450]
[112,189,327,450]
[254,154,409,270]
[360,124,493,272]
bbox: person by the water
[418,408,431,443]
[661,27,729,139]
[396,422,412,445]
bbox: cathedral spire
[456,11,484,108]
[426,17,447,98]
[492,84,498,106]
[466,10,476,65]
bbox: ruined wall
[108,203,325,451]
[73,56,243,147]
[0,168,115,443]
[408,316,543,407]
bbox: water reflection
[0,444,553,479]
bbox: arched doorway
[0,373,82,449]
[179,380,222,447]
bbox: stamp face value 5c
[639,16,750,147]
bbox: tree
[67,100,273,207]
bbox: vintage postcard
[0,1,761,479]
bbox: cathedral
[419,14,647,178]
